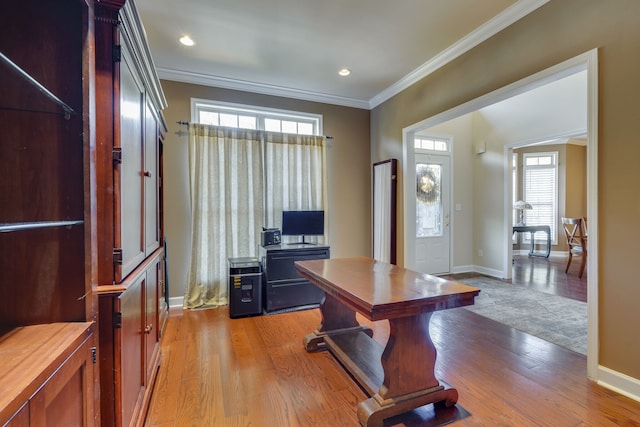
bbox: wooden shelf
[0,220,84,233]
[324,330,383,397]
[0,322,93,424]
[0,51,76,119]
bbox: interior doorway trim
[402,49,598,379]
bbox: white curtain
[184,126,327,308]
[264,132,328,243]
[184,125,264,309]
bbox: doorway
[402,50,598,378]
[415,152,451,275]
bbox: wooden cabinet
[94,2,167,425]
[0,324,96,427]
[96,3,166,286]
[260,245,330,312]
[0,1,165,425]
[98,249,163,427]
[0,0,98,425]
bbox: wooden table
[295,257,480,427]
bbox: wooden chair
[561,217,587,278]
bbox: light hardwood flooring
[145,256,640,426]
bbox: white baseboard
[169,296,184,309]
[450,264,506,279]
[451,265,475,274]
[597,366,640,403]
[472,265,504,279]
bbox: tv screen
[281,210,324,237]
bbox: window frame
[191,98,323,136]
[522,151,559,245]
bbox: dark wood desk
[295,257,480,427]
[513,225,551,257]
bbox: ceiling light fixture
[338,68,351,77]
[179,35,195,47]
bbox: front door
[414,153,450,275]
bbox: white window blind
[523,152,558,244]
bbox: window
[184,102,328,308]
[192,99,322,136]
[414,136,449,152]
[523,152,558,244]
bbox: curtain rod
[177,121,333,139]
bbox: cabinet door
[28,332,95,426]
[4,402,28,427]
[116,48,146,282]
[158,253,168,336]
[118,276,145,426]
[144,101,159,256]
[144,259,159,384]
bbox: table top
[295,257,480,321]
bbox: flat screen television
[281,210,324,244]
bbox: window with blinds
[523,152,558,244]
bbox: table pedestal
[304,294,458,427]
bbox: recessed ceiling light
[179,35,195,47]
[338,68,351,77]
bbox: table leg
[357,312,458,427]
[529,231,535,256]
[545,230,551,257]
[303,293,373,352]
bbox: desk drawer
[264,279,325,312]
[265,248,329,281]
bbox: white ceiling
[135,0,548,109]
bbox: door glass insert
[416,162,442,237]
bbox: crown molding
[120,0,168,111]
[368,0,550,109]
[157,68,371,110]
[157,0,548,111]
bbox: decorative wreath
[416,166,440,204]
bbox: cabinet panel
[30,332,94,426]
[118,275,145,426]
[0,324,95,427]
[144,102,159,256]
[98,248,164,427]
[117,49,146,282]
[0,225,86,326]
[158,255,168,336]
[0,0,84,226]
[144,260,159,384]
[4,402,28,427]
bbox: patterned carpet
[458,276,587,355]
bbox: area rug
[457,276,587,355]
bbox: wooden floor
[145,255,640,426]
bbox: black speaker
[261,228,281,246]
